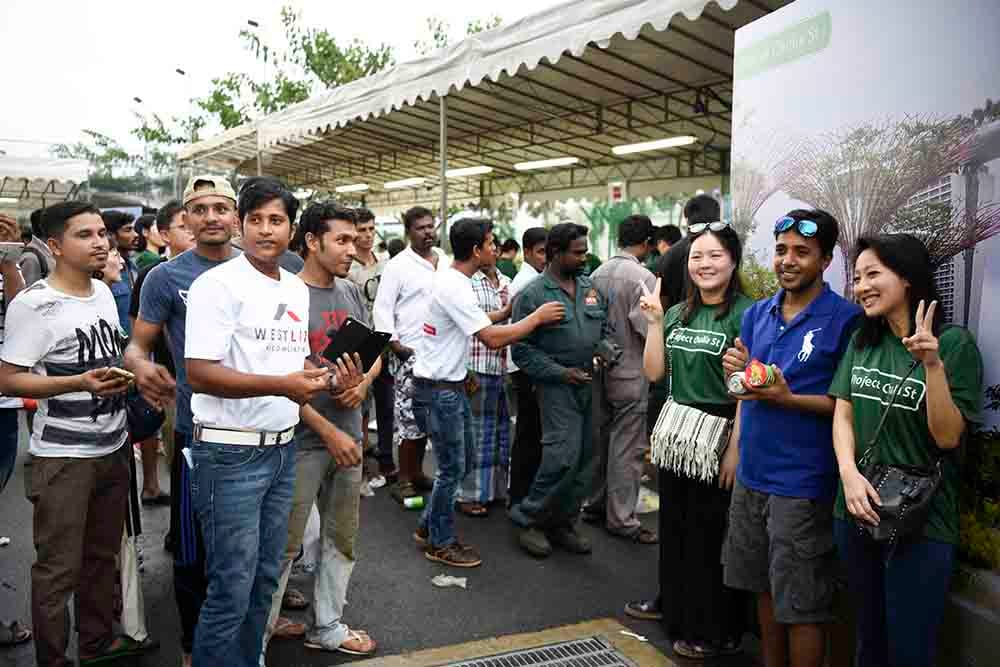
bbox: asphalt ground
[0,414,759,666]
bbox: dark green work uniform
[509,271,607,528]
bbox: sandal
[272,616,306,639]
[79,635,159,665]
[456,502,488,517]
[305,629,377,656]
[672,638,741,660]
[141,492,171,506]
[0,620,31,647]
[625,527,659,544]
[281,587,310,611]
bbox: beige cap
[182,174,237,206]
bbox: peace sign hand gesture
[639,277,664,325]
[902,299,941,368]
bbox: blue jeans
[190,439,297,667]
[413,385,473,548]
[834,518,955,667]
[0,408,18,493]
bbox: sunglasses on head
[774,216,818,237]
[688,220,731,234]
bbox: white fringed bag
[650,346,732,483]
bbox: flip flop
[272,617,306,639]
[281,587,310,611]
[456,502,488,517]
[141,492,171,506]
[0,620,31,647]
[305,629,376,656]
[79,635,159,665]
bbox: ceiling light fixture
[384,177,426,189]
[334,183,369,193]
[514,157,580,171]
[611,136,697,156]
[446,165,493,178]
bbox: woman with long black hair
[634,221,752,659]
[830,234,983,666]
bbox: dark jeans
[170,431,206,654]
[190,439,297,667]
[508,371,542,506]
[0,408,17,493]
[373,368,395,471]
[413,385,473,547]
[834,518,955,667]
[26,446,130,667]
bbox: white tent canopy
[256,0,740,146]
[179,0,788,209]
[0,156,89,210]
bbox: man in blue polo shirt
[720,209,860,667]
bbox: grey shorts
[722,478,837,625]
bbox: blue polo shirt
[736,284,861,499]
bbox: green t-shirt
[135,250,162,272]
[663,294,753,407]
[828,326,983,544]
[496,258,518,280]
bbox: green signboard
[735,11,832,80]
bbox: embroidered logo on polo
[666,327,727,355]
[850,366,926,411]
[797,327,822,363]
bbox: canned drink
[727,372,748,395]
[403,496,425,510]
[746,359,777,388]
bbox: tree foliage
[414,14,503,56]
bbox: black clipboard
[322,317,391,373]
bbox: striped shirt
[1,280,128,458]
[467,270,510,376]
[0,273,22,409]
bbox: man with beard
[509,223,607,558]
[0,202,135,667]
[720,209,860,667]
[263,202,377,656]
[101,210,141,336]
[372,206,442,503]
[125,176,241,667]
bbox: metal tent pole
[439,95,449,253]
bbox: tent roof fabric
[0,156,89,210]
[180,0,789,206]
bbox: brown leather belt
[413,377,466,390]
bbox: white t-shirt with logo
[414,268,492,382]
[2,280,127,458]
[185,254,310,432]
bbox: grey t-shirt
[297,279,370,449]
[138,248,239,434]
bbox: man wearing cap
[125,176,242,667]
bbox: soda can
[727,372,748,395]
[403,496,425,510]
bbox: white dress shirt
[372,246,444,348]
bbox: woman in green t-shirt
[829,234,983,667]
[634,222,753,659]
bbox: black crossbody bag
[856,359,943,558]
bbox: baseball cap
[182,175,237,206]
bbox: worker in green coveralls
[509,223,607,558]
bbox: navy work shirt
[736,283,861,499]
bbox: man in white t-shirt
[183,177,353,667]
[0,202,136,667]
[410,218,563,568]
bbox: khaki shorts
[722,478,838,625]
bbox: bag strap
[858,359,932,466]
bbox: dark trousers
[659,468,747,645]
[507,371,542,506]
[834,519,955,667]
[373,367,395,471]
[27,446,130,667]
[170,431,206,654]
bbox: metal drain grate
[438,635,636,667]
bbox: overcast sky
[0,0,563,158]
